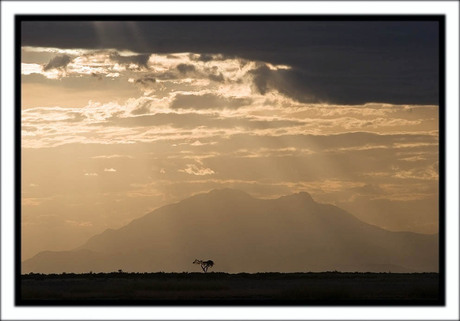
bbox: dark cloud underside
[21,20,440,105]
[43,54,72,71]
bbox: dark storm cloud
[195,54,213,62]
[170,93,252,110]
[250,65,271,95]
[135,72,179,82]
[22,20,440,104]
[208,73,225,83]
[109,52,150,68]
[249,65,319,102]
[189,53,234,62]
[43,54,72,71]
[131,68,225,85]
[176,63,196,74]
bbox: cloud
[250,65,271,95]
[22,197,52,207]
[22,63,43,75]
[106,72,120,78]
[109,52,150,68]
[208,73,225,83]
[99,112,303,130]
[21,97,437,148]
[104,168,117,172]
[393,162,438,181]
[91,154,133,159]
[29,50,151,80]
[131,101,152,115]
[250,65,319,103]
[350,184,383,195]
[65,112,86,122]
[84,173,98,176]
[189,53,224,62]
[214,132,438,155]
[22,126,38,132]
[134,76,157,86]
[176,63,196,74]
[21,85,438,149]
[179,164,215,176]
[21,21,440,105]
[170,93,252,110]
[190,140,205,146]
[65,220,93,227]
[43,54,72,71]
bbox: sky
[21,19,440,260]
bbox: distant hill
[22,189,438,274]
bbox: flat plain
[20,272,440,305]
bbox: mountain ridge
[22,189,438,274]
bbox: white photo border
[1,1,459,320]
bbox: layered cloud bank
[21,21,440,105]
[21,46,439,260]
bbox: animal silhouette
[193,259,214,273]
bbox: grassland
[20,272,441,305]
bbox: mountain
[22,189,438,274]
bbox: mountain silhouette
[22,189,438,273]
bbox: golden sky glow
[21,46,439,260]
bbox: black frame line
[17,14,445,21]
[14,14,446,308]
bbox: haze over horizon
[22,188,438,274]
[21,19,439,264]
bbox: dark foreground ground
[20,272,441,305]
